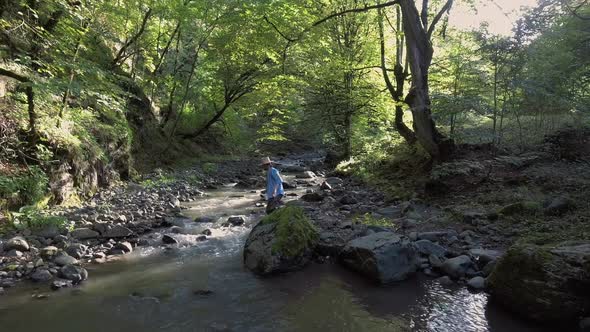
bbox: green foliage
[0,166,49,209]
[202,162,217,175]
[260,206,319,258]
[140,174,175,188]
[354,213,397,229]
[8,205,70,231]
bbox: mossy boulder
[487,242,590,323]
[243,206,319,275]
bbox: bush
[0,166,49,209]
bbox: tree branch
[312,1,400,27]
[263,15,298,42]
[112,7,153,67]
[427,0,453,38]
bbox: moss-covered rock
[487,241,590,323]
[243,206,319,275]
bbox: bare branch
[427,0,453,38]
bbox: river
[0,175,549,332]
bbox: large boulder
[340,232,419,284]
[487,242,590,323]
[244,206,319,275]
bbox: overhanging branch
[312,1,400,27]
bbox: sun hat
[260,157,272,166]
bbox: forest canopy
[0,0,588,205]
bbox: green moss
[498,200,542,216]
[488,243,553,296]
[353,213,397,229]
[260,206,319,258]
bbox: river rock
[429,254,443,268]
[281,165,306,173]
[53,253,78,266]
[59,265,88,283]
[31,269,53,282]
[41,246,59,258]
[282,181,297,189]
[467,276,486,290]
[325,177,344,187]
[320,181,332,190]
[296,171,316,179]
[51,279,73,290]
[468,248,501,265]
[66,243,88,259]
[437,275,454,286]
[171,226,184,234]
[244,206,318,275]
[441,255,476,279]
[228,216,246,226]
[201,229,212,236]
[5,236,30,251]
[414,239,447,258]
[301,192,324,202]
[71,228,99,240]
[162,234,178,244]
[339,195,358,205]
[6,249,22,257]
[33,225,61,239]
[340,232,419,284]
[487,242,590,323]
[113,241,133,253]
[103,225,133,238]
[194,216,215,223]
[417,231,449,242]
[375,206,404,219]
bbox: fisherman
[260,157,284,214]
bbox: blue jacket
[266,167,284,200]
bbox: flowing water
[0,175,549,332]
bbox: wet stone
[31,269,53,282]
[162,235,178,244]
[51,279,73,290]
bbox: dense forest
[1,0,587,207]
[0,0,589,330]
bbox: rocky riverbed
[0,147,588,330]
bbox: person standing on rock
[261,157,284,214]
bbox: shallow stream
[0,175,549,332]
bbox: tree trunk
[0,68,38,140]
[399,0,453,161]
[378,8,417,145]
